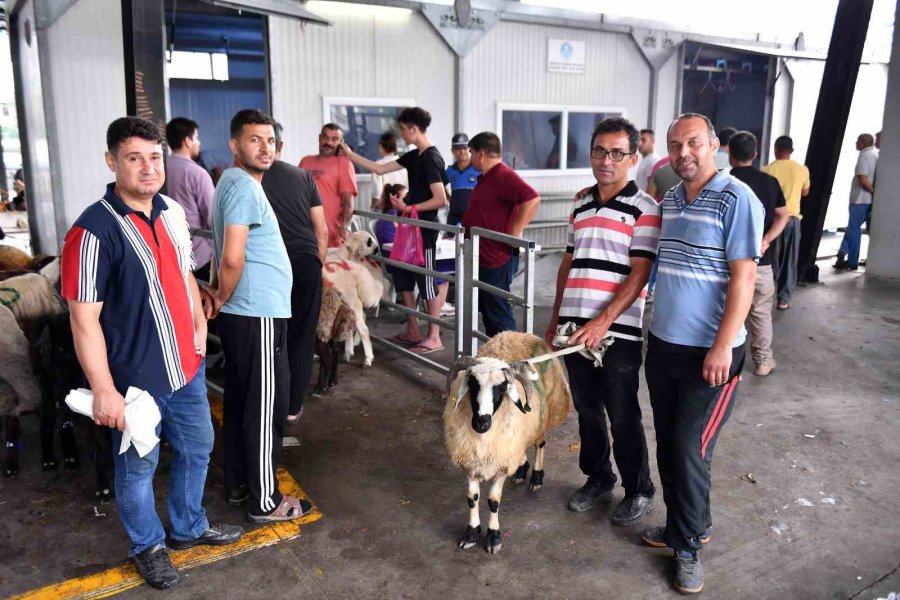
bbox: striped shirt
[559,181,662,342]
[61,183,201,397]
[649,170,764,348]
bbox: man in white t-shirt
[634,129,661,192]
[835,133,877,271]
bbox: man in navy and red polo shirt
[462,131,540,336]
[61,117,243,590]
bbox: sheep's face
[468,368,509,434]
[347,232,378,260]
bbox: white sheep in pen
[443,331,572,554]
[0,304,41,417]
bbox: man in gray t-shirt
[206,109,310,524]
[836,133,878,270]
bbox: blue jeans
[479,255,519,337]
[111,360,213,556]
[839,204,872,267]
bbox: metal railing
[189,214,540,375]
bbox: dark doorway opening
[165,1,268,174]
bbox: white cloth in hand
[64,387,162,458]
[553,322,615,367]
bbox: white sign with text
[548,38,585,74]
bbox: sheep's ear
[453,377,469,412]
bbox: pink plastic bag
[390,207,425,266]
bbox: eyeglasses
[590,147,634,162]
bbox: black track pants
[219,313,290,515]
[645,333,745,553]
[287,254,322,415]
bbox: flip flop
[410,344,444,355]
[388,334,420,346]
[777,303,792,310]
[247,495,312,524]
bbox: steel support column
[798,0,874,283]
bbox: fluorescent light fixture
[167,51,230,81]
[305,1,412,18]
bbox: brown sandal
[247,495,312,524]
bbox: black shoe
[674,550,704,594]
[566,478,614,512]
[833,252,848,270]
[227,484,249,507]
[133,544,181,590]
[169,522,245,550]
[611,493,655,526]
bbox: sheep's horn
[446,356,479,394]
[510,363,534,414]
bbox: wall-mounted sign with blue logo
[548,38,585,74]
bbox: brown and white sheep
[322,258,384,367]
[311,286,357,397]
[443,331,572,553]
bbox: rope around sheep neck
[0,287,21,308]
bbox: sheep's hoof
[528,469,544,492]
[4,452,19,478]
[42,458,57,471]
[485,529,502,554]
[363,358,373,368]
[63,456,80,471]
[95,487,114,502]
[512,460,530,485]
[458,525,481,549]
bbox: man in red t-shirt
[462,132,540,336]
[299,124,358,247]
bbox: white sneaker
[440,303,455,316]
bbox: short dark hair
[230,109,275,139]
[590,117,640,154]
[107,117,163,154]
[468,132,502,156]
[774,135,794,152]
[379,131,398,154]
[322,123,342,134]
[397,107,431,132]
[728,131,757,162]
[717,126,738,146]
[668,113,716,143]
[273,121,284,144]
[640,129,655,136]
[165,117,198,151]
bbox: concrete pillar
[866,0,900,280]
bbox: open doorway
[165,0,269,179]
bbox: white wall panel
[269,11,455,169]
[45,0,126,229]
[460,21,651,197]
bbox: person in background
[635,129,661,193]
[262,122,329,425]
[762,135,810,309]
[714,126,737,173]
[300,124,358,247]
[165,117,216,281]
[834,133,877,271]
[370,131,408,210]
[463,131,540,336]
[341,107,449,354]
[375,183,405,256]
[446,133,479,225]
[728,131,789,376]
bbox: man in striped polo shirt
[641,114,763,594]
[546,117,661,527]
[62,117,243,590]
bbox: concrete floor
[1,254,898,599]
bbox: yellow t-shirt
[762,159,810,218]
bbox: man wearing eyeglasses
[545,117,660,530]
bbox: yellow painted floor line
[10,387,320,600]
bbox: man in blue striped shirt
[640,114,764,594]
